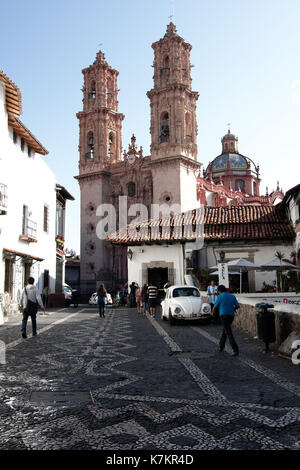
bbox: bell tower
[76,50,124,295]
[77,50,124,173]
[147,23,199,160]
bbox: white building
[0,70,58,316]
[108,205,296,293]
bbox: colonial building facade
[0,70,73,318]
[77,23,284,293]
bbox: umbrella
[209,258,259,293]
[210,270,240,275]
[259,258,300,270]
[258,257,300,291]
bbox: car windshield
[172,288,200,298]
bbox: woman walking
[97,284,107,318]
[135,285,143,313]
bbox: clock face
[127,154,136,165]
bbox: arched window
[161,56,170,82]
[128,182,136,197]
[160,112,170,142]
[185,112,192,141]
[253,181,257,196]
[89,81,96,99]
[106,78,113,104]
[163,56,170,68]
[235,180,245,192]
[86,132,94,159]
[108,132,115,158]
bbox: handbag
[23,288,38,315]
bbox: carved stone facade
[76,23,284,294]
[76,23,202,293]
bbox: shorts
[148,298,157,308]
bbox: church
[76,23,284,294]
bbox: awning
[3,248,44,262]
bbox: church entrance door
[147,267,168,289]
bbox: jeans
[22,312,37,335]
[98,300,105,317]
[219,315,239,353]
[143,301,149,313]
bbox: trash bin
[256,303,275,351]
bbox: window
[56,203,65,238]
[22,205,28,234]
[160,112,169,142]
[86,132,94,158]
[173,287,200,298]
[185,112,192,141]
[21,138,25,152]
[90,81,96,99]
[128,182,136,197]
[108,132,115,157]
[13,130,18,144]
[235,180,245,192]
[43,205,49,232]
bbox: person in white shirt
[207,280,219,324]
[20,277,45,339]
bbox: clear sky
[1,0,300,254]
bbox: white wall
[0,81,57,305]
[179,164,199,212]
[127,244,185,287]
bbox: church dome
[212,153,248,171]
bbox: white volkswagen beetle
[161,286,211,325]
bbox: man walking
[20,277,45,339]
[213,285,239,356]
[148,283,158,316]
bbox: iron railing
[23,218,37,239]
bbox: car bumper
[172,313,211,320]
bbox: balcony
[0,183,7,214]
[19,219,37,243]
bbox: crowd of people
[19,276,240,357]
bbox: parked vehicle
[88,292,113,306]
[63,284,79,307]
[161,286,211,325]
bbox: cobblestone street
[0,306,300,450]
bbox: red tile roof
[107,205,295,245]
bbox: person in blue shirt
[213,285,240,356]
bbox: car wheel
[169,309,175,325]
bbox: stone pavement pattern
[0,307,299,450]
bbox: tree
[275,250,285,292]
